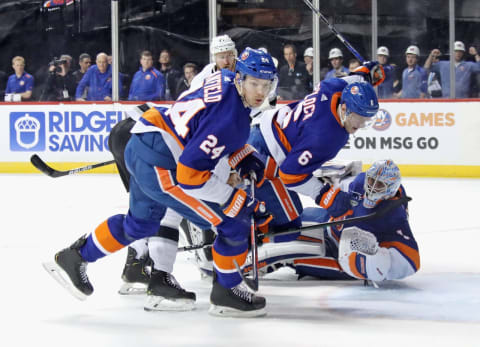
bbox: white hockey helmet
[454,41,465,51]
[304,47,314,57]
[329,48,343,59]
[363,159,401,208]
[377,46,389,57]
[405,45,420,56]
[210,34,237,56]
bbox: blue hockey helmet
[363,159,401,208]
[235,47,277,81]
[341,82,379,118]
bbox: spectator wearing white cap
[303,47,314,92]
[424,41,480,98]
[324,48,349,80]
[396,45,427,99]
[376,46,399,99]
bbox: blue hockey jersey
[260,77,351,200]
[131,69,252,204]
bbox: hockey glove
[222,188,272,227]
[315,184,352,218]
[229,144,265,186]
[350,61,385,87]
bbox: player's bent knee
[124,212,161,239]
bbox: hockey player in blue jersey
[43,48,278,317]
[252,159,420,283]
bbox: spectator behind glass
[424,41,480,98]
[73,53,92,84]
[324,48,349,79]
[303,47,314,92]
[107,54,130,99]
[5,56,34,101]
[75,52,121,101]
[158,49,181,100]
[40,54,77,101]
[174,62,198,99]
[376,46,399,99]
[278,43,309,100]
[128,50,165,101]
[396,45,427,99]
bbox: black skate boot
[144,270,196,311]
[209,273,266,317]
[42,235,93,301]
[118,247,150,295]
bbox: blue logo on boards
[9,112,46,151]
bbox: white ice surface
[2,174,480,347]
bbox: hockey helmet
[329,48,343,59]
[363,159,401,208]
[210,34,236,56]
[235,47,277,81]
[341,82,379,119]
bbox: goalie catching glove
[222,188,272,227]
[350,61,385,86]
[316,184,352,218]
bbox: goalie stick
[302,0,365,63]
[30,154,115,178]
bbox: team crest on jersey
[145,75,151,80]
[372,109,392,131]
[241,51,249,60]
[350,86,359,95]
[20,81,25,86]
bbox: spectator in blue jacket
[5,56,34,101]
[397,45,427,99]
[424,41,480,98]
[75,52,121,101]
[376,46,399,99]
[128,50,165,101]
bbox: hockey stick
[264,195,411,240]
[178,195,411,253]
[302,0,365,63]
[30,154,115,178]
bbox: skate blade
[118,282,148,295]
[42,261,87,301]
[144,295,195,312]
[208,304,266,318]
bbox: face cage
[363,174,389,208]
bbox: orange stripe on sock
[212,247,248,271]
[155,167,222,226]
[265,157,278,179]
[94,220,124,253]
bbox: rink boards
[1,100,479,177]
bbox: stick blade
[30,154,57,177]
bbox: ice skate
[118,247,151,295]
[209,275,266,317]
[144,270,196,311]
[42,235,93,301]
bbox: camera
[49,57,67,73]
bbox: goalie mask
[363,159,401,208]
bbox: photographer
[40,54,76,101]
